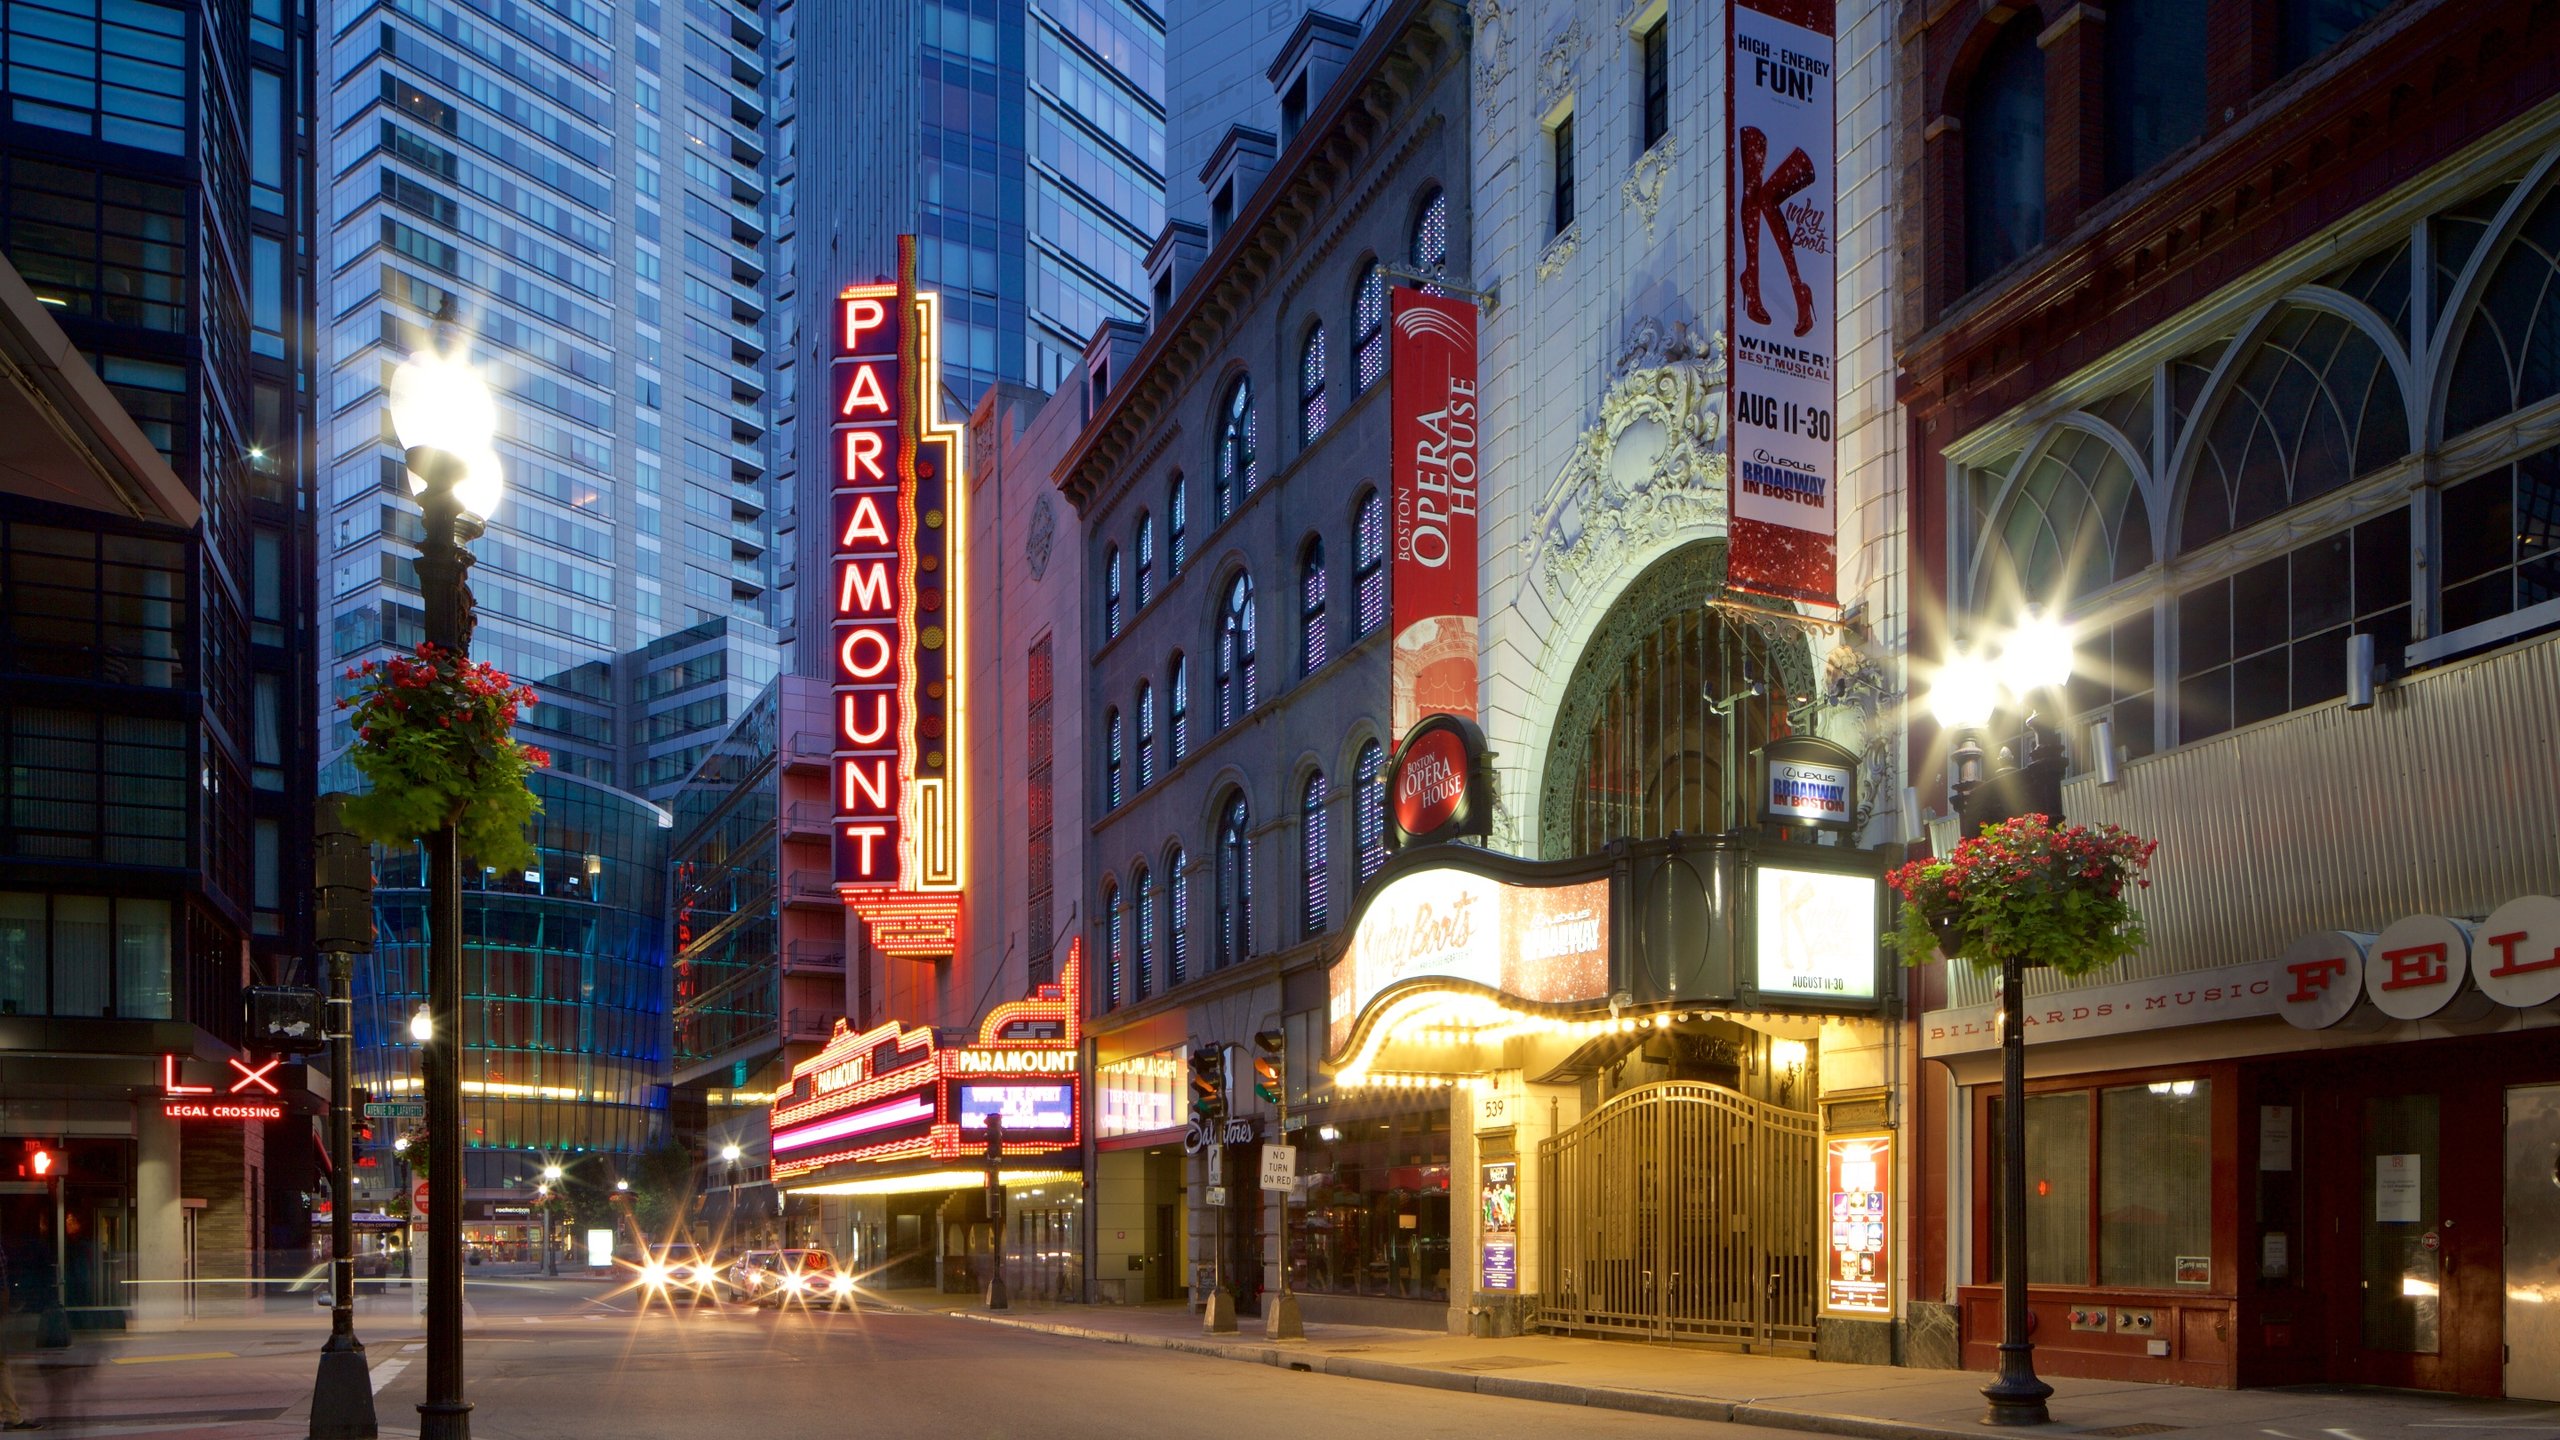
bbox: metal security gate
[1540,1081,1819,1349]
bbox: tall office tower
[769,0,1165,669]
[317,0,782,745]
[0,0,323,1304]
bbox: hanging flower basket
[1885,814,2158,978]
[338,642,549,874]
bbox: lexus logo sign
[1386,714,1489,849]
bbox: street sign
[1204,1186,1228,1208]
[364,1101,424,1118]
[412,1180,429,1218]
[1258,1143,1297,1193]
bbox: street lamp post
[389,310,503,1440]
[311,794,378,1439]
[718,1145,741,1252]
[539,1165,562,1277]
[1930,614,2072,1428]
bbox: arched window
[1135,681,1156,789]
[1353,261,1388,393]
[1169,653,1190,761]
[2447,182,2560,440]
[1166,845,1190,985]
[1167,472,1188,578]
[1300,324,1329,441]
[1215,792,1251,970]
[1214,377,1256,524]
[1135,510,1155,609]
[2104,0,2206,189]
[1301,770,1330,938]
[1412,188,1451,294]
[1102,877,1123,1009]
[1216,572,1256,728]
[1963,20,2045,289]
[1103,707,1123,811]
[1976,427,2154,612]
[1355,739,1387,886]
[1300,537,1329,675]
[1132,863,1155,1001]
[2180,305,2407,554]
[1352,488,1386,638]
[1103,544,1123,641]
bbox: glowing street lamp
[389,304,503,1440]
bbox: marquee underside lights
[767,944,1084,1184]
[832,233,966,954]
[786,1169,1080,1198]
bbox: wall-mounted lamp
[2089,718,2122,787]
[2347,633,2378,711]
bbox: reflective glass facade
[668,681,778,1069]
[353,769,672,1188]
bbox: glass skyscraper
[772,0,1164,668]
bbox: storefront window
[1288,1105,1451,1302]
[1984,1079,2213,1290]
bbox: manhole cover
[2082,1425,2184,1436]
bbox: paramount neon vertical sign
[832,235,965,953]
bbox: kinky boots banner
[1726,0,1838,607]
[1389,289,1481,737]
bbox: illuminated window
[1167,472,1188,578]
[1135,681,1156,789]
[1168,653,1190,761]
[1301,771,1329,938]
[1103,706,1123,811]
[1355,739,1387,886]
[1135,510,1155,608]
[1216,572,1257,728]
[1300,537,1329,675]
[1103,877,1124,1009]
[1132,864,1155,1001]
[1412,188,1451,295]
[1353,488,1385,638]
[1166,845,1190,985]
[1103,544,1123,641]
[1353,261,1387,393]
[1301,323,1328,442]
[1215,377,1256,523]
[1215,792,1251,970]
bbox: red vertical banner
[1388,289,1480,738]
[1726,0,1838,607]
[832,279,906,887]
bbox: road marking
[110,1351,235,1364]
[402,1343,424,1353]
[369,1358,409,1394]
[522,1316,543,1323]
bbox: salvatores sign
[1726,0,1838,606]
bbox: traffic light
[352,1086,375,1146]
[17,1141,59,1180]
[1187,1045,1226,1125]
[1252,1030,1284,1105]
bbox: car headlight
[829,1274,853,1294]
[783,1274,806,1293]
[641,1263,668,1284]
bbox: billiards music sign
[767,943,1085,1183]
[832,234,966,954]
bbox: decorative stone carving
[1473,0,1514,110]
[1529,318,1729,604]
[1622,136,1674,241]
[1536,224,1580,282]
[1025,492,1057,582]
[1536,15,1585,112]
[1809,601,1906,842]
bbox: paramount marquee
[768,944,1086,1189]
[831,234,966,956]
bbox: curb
[880,1301,1989,1440]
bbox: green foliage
[338,642,550,873]
[1885,814,2158,977]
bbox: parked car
[728,1248,848,1307]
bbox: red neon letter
[839,495,891,546]
[844,823,890,875]
[843,296,887,349]
[841,360,892,415]
[163,1054,213,1095]
[839,627,893,679]
[228,1056,282,1094]
[842,758,895,812]
[841,692,892,746]
[838,560,893,616]
[843,430,887,483]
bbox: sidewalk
[863,1288,2560,1440]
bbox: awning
[0,253,196,526]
